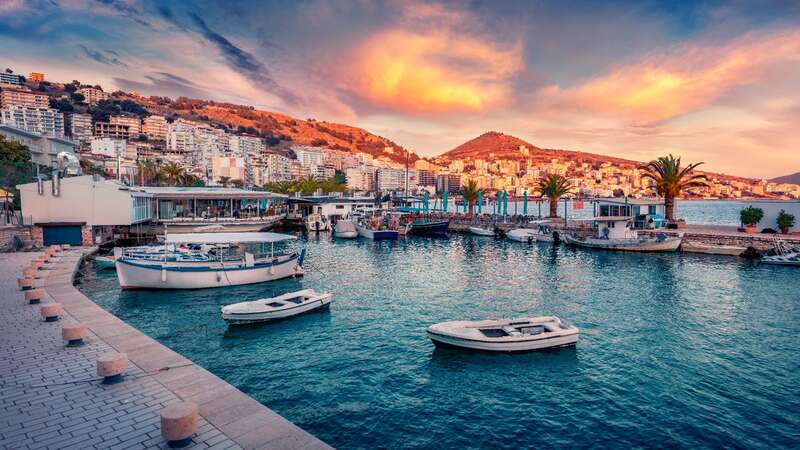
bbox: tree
[536,174,573,218]
[159,162,184,186]
[460,179,480,215]
[263,180,293,193]
[70,92,85,103]
[231,179,244,189]
[218,176,231,188]
[640,154,707,221]
[0,135,31,162]
[292,176,319,195]
[136,159,158,186]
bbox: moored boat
[506,222,555,243]
[762,240,800,266]
[405,219,450,236]
[681,241,746,256]
[221,289,332,324]
[427,316,579,352]
[115,232,305,290]
[94,255,116,269]
[564,217,681,252]
[469,226,496,236]
[333,220,358,239]
[356,224,399,240]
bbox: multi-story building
[28,72,45,83]
[229,134,264,158]
[142,115,167,141]
[211,156,246,185]
[94,122,130,140]
[68,113,93,143]
[0,105,64,138]
[0,72,24,86]
[435,173,462,194]
[264,153,293,183]
[78,87,111,104]
[0,88,49,108]
[418,169,436,187]
[292,145,325,172]
[0,124,76,167]
[377,167,418,192]
[109,116,142,135]
[345,166,376,192]
[90,138,126,158]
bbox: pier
[0,249,332,449]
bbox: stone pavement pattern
[0,250,332,450]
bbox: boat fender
[161,269,167,282]
[216,272,222,282]
[527,236,533,244]
[269,266,275,275]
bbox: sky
[1,0,799,178]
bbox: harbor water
[76,234,800,449]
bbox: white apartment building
[345,166,376,191]
[264,153,293,183]
[0,124,77,167]
[94,122,130,140]
[229,134,264,158]
[78,87,110,104]
[68,113,93,143]
[377,167,418,192]
[90,138,126,158]
[109,116,142,135]
[0,72,24,86]
[0,88,49,108]
[1,105,64,138]
[142,115,167,140]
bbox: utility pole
[404,148,409,199]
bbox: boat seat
[502,326,522,336]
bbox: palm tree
[159,162,184,187]
[319,177,347,193]
[136,159,158,186]
[218,176,231,188]
[264,181,293,194]
[460,179,480,215]
[292,176,319,195]
[640,154,707,220]
[536,174,572,218]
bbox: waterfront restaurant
[139,186,289,230]
[287,195,376,222]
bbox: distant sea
[445,199,774,226]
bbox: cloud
[113,72,210,99]
[77,44,128,67]
[542,28,800,124]
[343,2,523,114]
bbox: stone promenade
[0,249,332,450]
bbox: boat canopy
[164,232,297,244]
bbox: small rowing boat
[95,255,116,269]
[427,316,578,352]
[681,241,746,256]
[469,226,495,236]
[221,289,332,324]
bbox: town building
[0,124,77,167]
[67,113,93,144]
[211,156,246,185]
[109,116,142,135]
[0,72,24,86]
[90,138,126,158]
[0,88,49,108]
[377,167,418,192]
[142,115,167,140]
[94,122,130,140]
[77,87,111,104]
[435,173,463,194]
[0,105,64,138]
[27,72,45,83]
[345,166,376,192]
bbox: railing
[0,212,32,227]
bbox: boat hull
[356,225,398,240]
[564,235,681,252]
[681,241,746,256]
[116,254,303,290]
[223,295,332,324]
[334,231,358,239]
[427,330,578,352]
[469,227,495,236]
[761,254,800,266]
[506,229,554,243]
[408,220,449,236]
[95,256,116,269]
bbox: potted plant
[739,206,763,233]
[776,210,795,234]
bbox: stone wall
[0,226,32,250]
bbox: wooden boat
[469,226,495,236]
[115,232,305,290]
[221,289,332,324]
[681,241,746,256]
[333,220,358,239]
[427,316,579,352]
[565,217,681,252]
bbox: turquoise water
[76,235,800,449]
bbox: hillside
[771,172,800,184]
[119,95,417,165]
[435,131,755,182]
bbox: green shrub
[740,206,764,226]
[777,210,795,231]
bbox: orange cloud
[550,29,800,124]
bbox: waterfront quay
[0,249,331,450]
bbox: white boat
[506,222,555,243]
[564,217,681,252]
[115,232,305,290]
[95,255,116,269]
[221,289,332,324]
[306,213,330,232]
[427,316,579,352]
[333,220,358,239]
[762,240,800,266]
[681,241,746,256]
[469,226,496,236]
